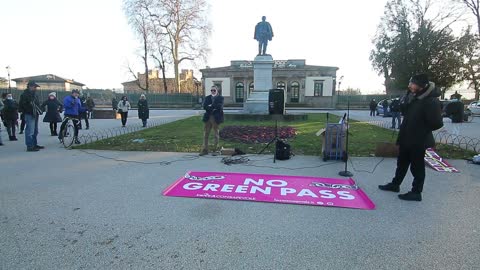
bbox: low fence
[360,120,479,153]
[0,88,198,108]
[336,94,396,108]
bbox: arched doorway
[290,81,299,103]
[235,82,244,103]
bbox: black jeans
[392,146,426,193]
[120,112,128,126]
[79,112,89,128]
[5,119,16,137]
[370,109,376,116]
[49,122,58,134]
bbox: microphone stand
[339,92,353,177]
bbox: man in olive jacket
[379,74,443,201]
[200,86,224,156]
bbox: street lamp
[338,75,344,93]
[5,66,11,93]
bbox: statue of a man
[254,16,274,55]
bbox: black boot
[378,183,400,192]
[74,138,81,144]
[398,191,422,201]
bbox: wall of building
[124,69,197,94]
[15,82,66,91]
[200,60,338,107]
[304,96,337,108]
[204,77,231,97]
[305,77,334,97]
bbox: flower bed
[219,125,297,144]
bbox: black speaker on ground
[269,88,286,115]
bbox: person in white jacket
[117,96,131,127]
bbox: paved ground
[1,110,479,269]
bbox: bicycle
[58,116,80,148]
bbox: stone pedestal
[243,55,274,114]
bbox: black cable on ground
[78,149,199,165]
[348,157,385,174]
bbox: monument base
[243,90,269,114]
[224,112,308,122]
[243,55,274,114]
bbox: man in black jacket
[18,80,44,152]
[200,86,224,156]
[369,99,377,117]
[2,93,19,141]
[379,74,443,201]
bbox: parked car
[376,99,392,116]
[467,101,480,115]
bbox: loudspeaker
[275,140,291,160]
[269,88,285,115]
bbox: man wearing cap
[19,80,44,151]
[378,74,443,201]
[200,86,224,156]
[59,89,82,144]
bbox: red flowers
[220,126,296,144]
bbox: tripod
[258,119,279,163]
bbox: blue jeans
[24,114,39,148]
[391,112,401,129]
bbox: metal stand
[258,120,279,163]
[339,95,353,177]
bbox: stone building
[122,69,201,94]
[0,77,8,88]
[200,59,339,107]
[12,74,85,91]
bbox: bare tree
[460,0,480,34]
[124,0,152,92]
[150,15,170,93]
[140,0,211,93]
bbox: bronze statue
[254,16,274,55]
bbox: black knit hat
[27,80,40,87]
[409,74,429,88]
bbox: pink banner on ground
[163,171,375,210]
[425,148,460,173]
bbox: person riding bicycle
[59,89,82,144]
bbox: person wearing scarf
[378,74,443,201]
[200,86,224,156]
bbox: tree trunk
[475,81,480,100]
[143,31,149,92]
[174,60,180,93]
[161,55,168,94]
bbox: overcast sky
[1,0,393,93]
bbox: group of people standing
[111,95,149,127]
[0,81,95,151]
[369,96,402,129]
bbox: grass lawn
[76,113,475,159]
